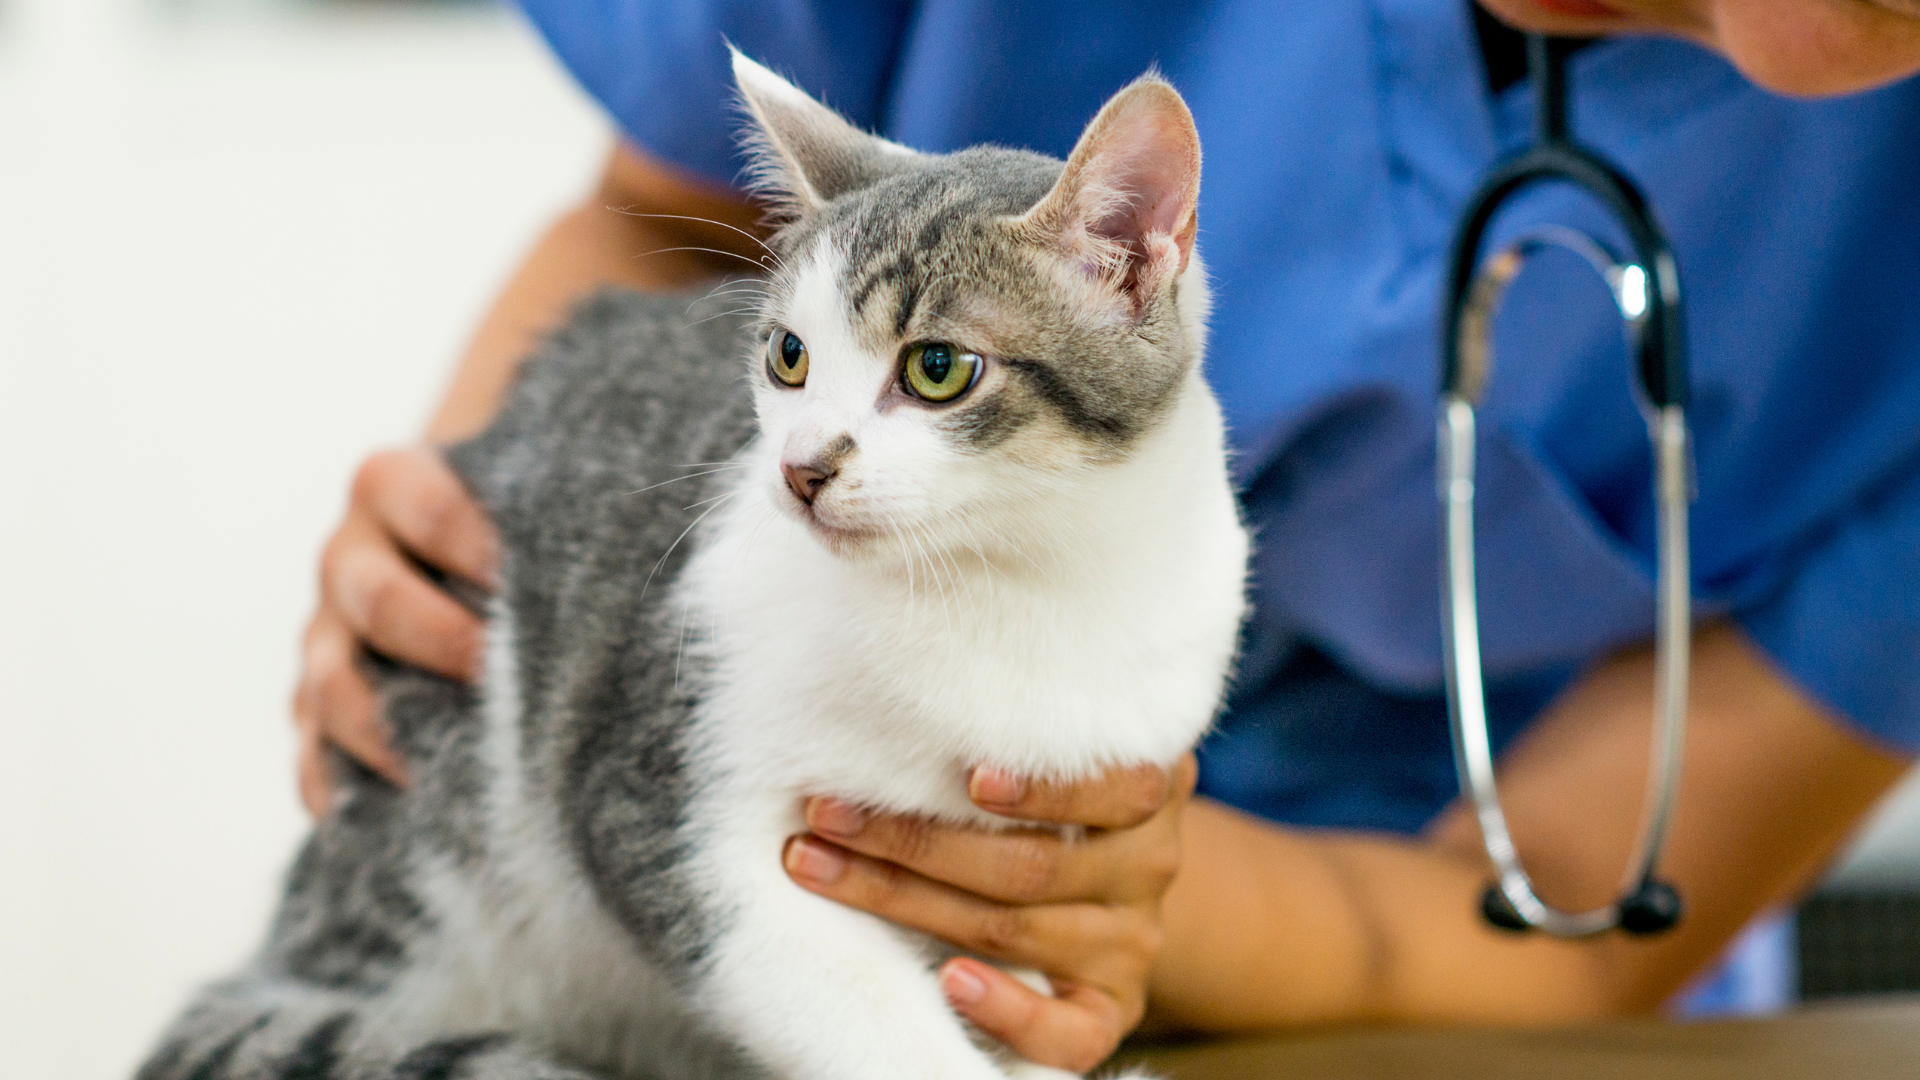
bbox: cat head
[731,51,1210,565]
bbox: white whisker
[687,278,772,314]
[905,521,955,638]
[635,245,781,274]
[687,306,767,329]
[696,283,773,301]
[686,288,771,318]
[682,490,738,511]
[611,210,786,268]
[628,467,747,496]
[640,491,738,606]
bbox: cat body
[137,56,1247,1080]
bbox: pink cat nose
[781,461,835,505]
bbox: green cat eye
[768,329,808,386]
[901,342,981,403]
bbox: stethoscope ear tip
[1619,878,1684,936]
[1481,883,1533,933]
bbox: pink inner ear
[1023,78,1202,312]
[1086,114,1199,246]
[1069,94,1200,302]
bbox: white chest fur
[662,374,1247,1080]
[677,376,1248,825]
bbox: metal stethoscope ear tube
[1438,36,1690,937]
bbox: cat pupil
[780,333,803,370]
[922,344,952,383]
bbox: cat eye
[900,342,981,403]
[768,329,809,387]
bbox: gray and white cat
[136,54,1247,1080]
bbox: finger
[969,754,1197,829]
[293,616,332,819]
[803,798,1179,905]
[782,837,1148,976]
[939,958,1132,1074]
[355,448,499,590]
[295,724,333,820]
[325,532,486,681]
[300,611,409,787]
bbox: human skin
[295,5,1920,1070]
[1477,0,1920,95]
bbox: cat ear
[731,48,917,215]
[1017,73,1201,315]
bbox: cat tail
[133,975,600,1080]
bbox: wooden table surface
[1125,998,1920,1080]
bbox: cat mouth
[792,503,881,549]
[806,517,879,549]
[769,475,884,550]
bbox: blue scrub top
[514,1,1920,835]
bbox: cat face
[732,53,1207,565]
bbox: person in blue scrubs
[292,0,1920,1068]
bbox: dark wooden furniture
[1128,998,1920,1080]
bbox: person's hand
[293,446,499,817]
[783,755,1198,1073]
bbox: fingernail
[942,964,988,1006]
[970,767,1026,807]
[807,798,867,838]
[784,836,849,885]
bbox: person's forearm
[1149,800,1613,1030]
[426,145,764,441]
[1147,625,1908,1032]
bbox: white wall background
[1,2,1918,1078]
[0,2,605,1076]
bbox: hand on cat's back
[293,445,498,816]
[784,755,1199,1073]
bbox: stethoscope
[1439,35,1688,937]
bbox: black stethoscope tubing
[1442,37,1687,410]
